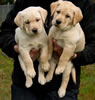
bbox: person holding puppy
[0,0,95,100]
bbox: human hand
[29,48,40,61]
[52,38,77,59]
[14,44,19,53]
[52,38,63,56]
[71,53,77,59]
[14,45,40,61]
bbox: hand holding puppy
[14,44,40,61]
[52,38,77,59]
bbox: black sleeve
[0,0,25,58]
[72,1,95,66]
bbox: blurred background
[0,0,95,100]
[0,0,15,25]
[0,0,14,4]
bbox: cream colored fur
[46,0,85,97]
[14,7,50,88]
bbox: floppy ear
[73,7,83,26]
[14,11,24,28]
[50,1,61,16]
[39,7,48,23]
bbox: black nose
[32,28,37,33]
[56,20,61,25]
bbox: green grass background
[0,49,95,100]
[0,50,13,100]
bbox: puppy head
[14,7,47,35]
[50,0,63,16]
[51,1,83,30]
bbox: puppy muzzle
[32,28,38,33]
[56,19,61,25]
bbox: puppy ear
[73,7,83,26]
[14,11,24,28]
[50,1,60,16]
[39,7,48,23]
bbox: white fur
[14,7,49,87]
[47,1,85,97]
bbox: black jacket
[0,0,95,94]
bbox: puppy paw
[25,77,33,88]
[46,74,53,82]
[38,76,46,85]
[41,62,50,72]
[58,88,66,98]
[55,66,65,75]
[27,69,36,78]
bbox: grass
[0,50,95,100]
[0,49,13,100]
[78,64,95,100]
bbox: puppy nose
[32,28,38,33]
[56,20,61,25]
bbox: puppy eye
[25,20,30,24]
[65,14,70,18]
[56,10,60,14]
[36,18,40,22]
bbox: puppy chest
[52,33,74,48]
[56,40,65,48]
[28,41,44,49]
[19,35,47,49]
[21,41,44,50]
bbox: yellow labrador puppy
[14,7,50,88]
[46,0,85,97]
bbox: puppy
[14,7,50,88]
[46,0,85,97]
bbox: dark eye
[36,18,40,22]
[25,20,30,24]
[56,10,60,14]
[65,14,70,18]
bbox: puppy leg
[48,36,53,60]
[58,61,72,98]
[19,49,36,78]
[46,58,56,82]
[25,75,33,88]
[38,64,46,85]
[55,47,75,75]
[18,55,33,88]
[18,55,26,74]
[40,45,50,72]
[71,66,76,84]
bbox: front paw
[41,62,50,72]
[46,73,53,82]
[58,88,66,98]
[25,76,33,88]
[55,66,65,75]
[27,69,36,78]
[38,76,46,85]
